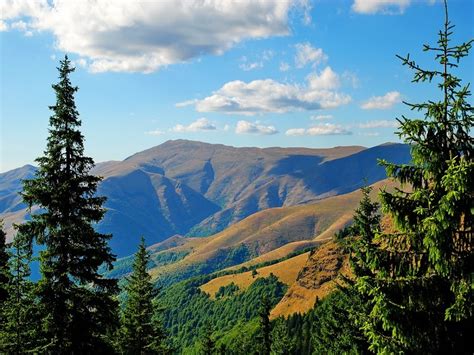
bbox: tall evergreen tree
[0,233,39,353]
[200,322,216,355]
[352,1,473,352]
[347,186,381,278]
[0,221,9,307]
[119,237,167,354]
[270,318,293,355]
[18,55,118,353]
[256,297,272,355]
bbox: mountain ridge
[0,140,411,256]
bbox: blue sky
[1,0,473,172]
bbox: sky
[1,0,473,172]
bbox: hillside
[0,140,410,256]
[130,179,394,287]
[270,240,348,318]
[200,252,310,298]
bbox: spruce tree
[0,221,9,306]
[352,1,473,352]
[257,296,272,355]
[18,55,118,353]
[0,233,39,353]
[270,318,293,355]
[119,237,167,354]
[200,322,216,355]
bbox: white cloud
[285,128,307,136]
[239,50,274,71]
[171,118,217,133]
[235,120,278,135]
[279,61,290,72]
[175,99,198,108]
[359,119,398,128]
[295,42,327,68]
[286,123,352,136]
[146,129,165,136]
[72,58,88,68]
[239,61,263,71]
[361,91,402,110]
[307,66,340,90]
[352,0,411,14]
[311,114,333,121]
[189,67,351,115]
[1,0,307,73]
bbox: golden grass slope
[148,179,396,281]
[200,252,310,299]
[270,240,348,319]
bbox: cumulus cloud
[358,119,398,128]
[286,123,352,136]
[171,118,216,133]
[1,0,307,73]
[295,42,327,68]
[307,66,340,90]
[361,91,402,110]
[188,67,350,115]
[352,0,411,14]
[235,120,278,135]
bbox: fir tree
[0,233,39,353]
[257,296,272,355]
[18,55,118,353]
[270,318,293,355]
[200,322,216,355]
[353,1,473,352]
[311,289,368,354]
[346,186,381,278]
[119,237,167,354]
[0,221,9,307]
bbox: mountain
[0,140,411,256]
[104,179,393,286]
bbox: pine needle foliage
[119,237,167,354]
[256,296,272,355]
[353,1,473,352]
[18,55,118,353]
[0,233,40,353]
[200,322,216,355]
[0,221,9,307]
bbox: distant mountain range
[0,139,410,256]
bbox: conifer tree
[200,322,216,355]
[0,233,39,353]
[119,237,167,354]
[352,1,473,352]
[346,186,381,278]
[0,221,9,306]
[18,55,118,353]
[257,297,272,355]
[270,318,293,355]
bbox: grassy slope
[200,252,310,298]
[148,179,394,282]
[167,179,397,318]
